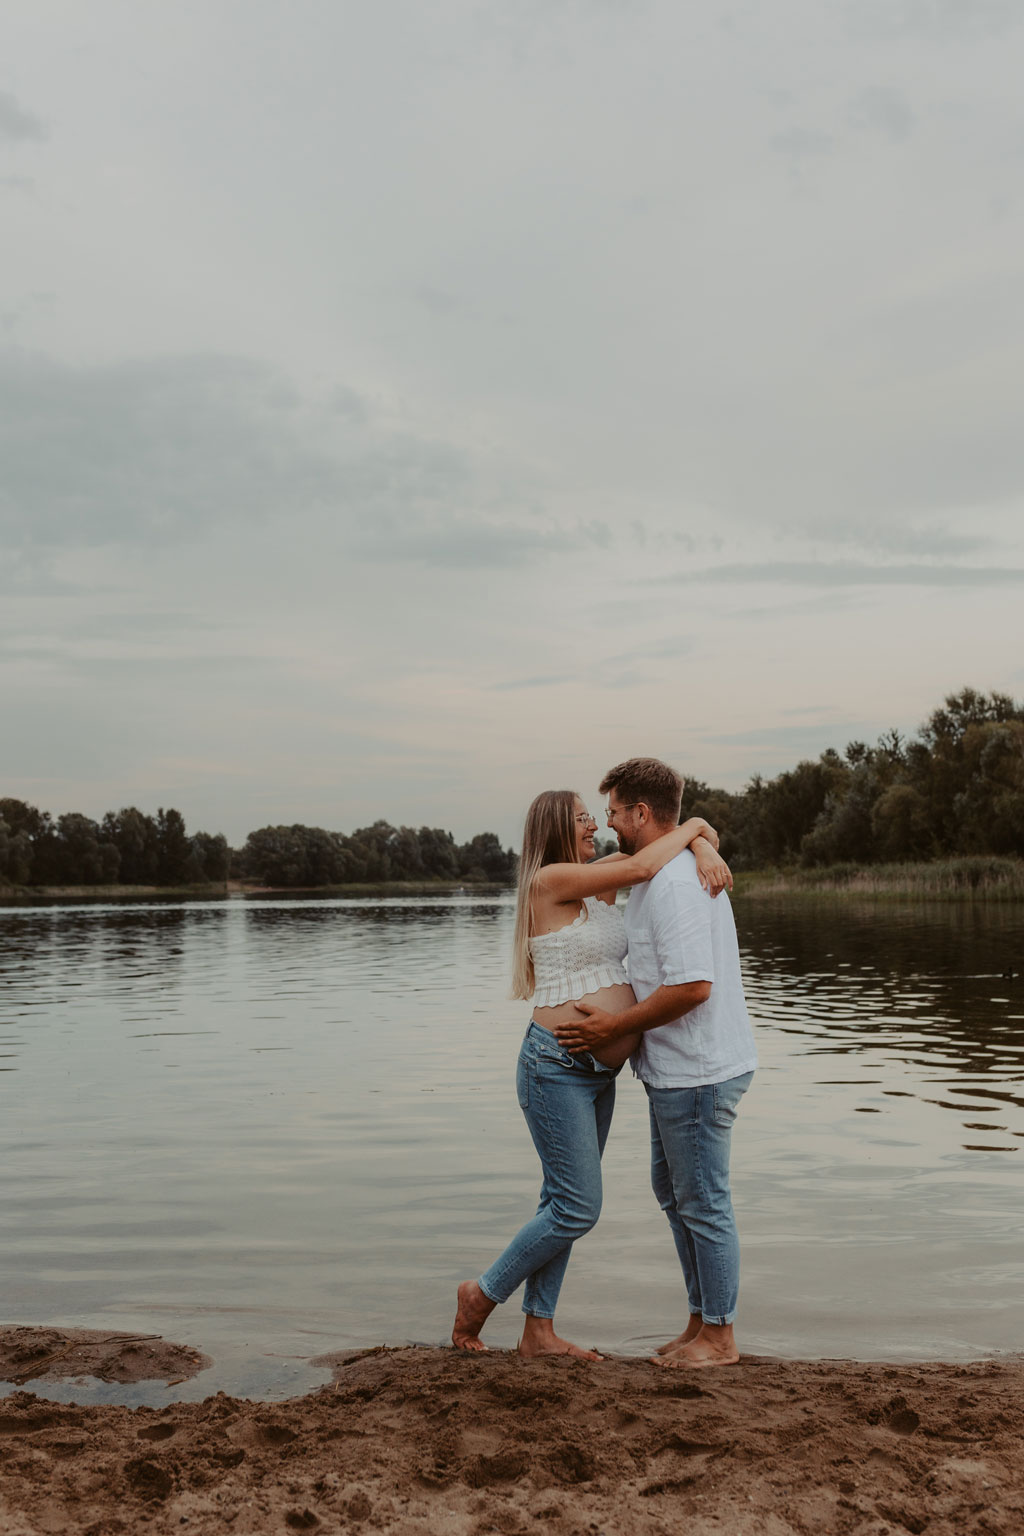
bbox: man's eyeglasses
[574,812,598,827]
[605,802,639,822]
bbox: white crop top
[530,896,629,1007]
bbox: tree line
[681,687,1024,868]
[3,688,1021,891]
[235,822,515,886]
[0,800,516,889]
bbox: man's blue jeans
[646,1072,753,1327]
[478,1023,617,1319]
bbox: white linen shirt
[625,849,757,1089]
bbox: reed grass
[734,857,1024,900]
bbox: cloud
[0,91,45,144]
[656,561,1024,588]
[701,722,867,752]
[610,634,695,663]
[597,634,696,686]
[770,127,835,163]
[413,285,463,316]
[0,644,267,677]
[0,348,564,572]
[836,523,988,558]
[352,518,575,570]
[848,86,915,144]
[63,610,222,640]
[491,673,576,692]
[0,350,347,546]
[846,0,1024,42]
[488,631,697,694]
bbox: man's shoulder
[650,849,701,890]
[642,853,710,925]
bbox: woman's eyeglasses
[574,812,598,827]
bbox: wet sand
[1,1328,1023,1534]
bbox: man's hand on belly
[552,1002,624,1054]
[553,981,713,1053]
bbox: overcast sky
[3,0,1023,849]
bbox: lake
[1,892,1021,1404]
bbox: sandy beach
[1,1327,1022,1534]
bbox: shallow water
[0,892,1021,1404]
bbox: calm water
[1,892,1021,1404]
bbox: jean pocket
[712,1072,752,1126]
[526,1029,577,1071]
[533,1043,578,1073]
[516,1056,531,1109]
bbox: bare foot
[655,1313,704,1355]
[519,1316,603,1361]
[452,1280,496,1351]
[519,1334,603,1362]
[653,1333,739,1370]
[653,1320,738,1369]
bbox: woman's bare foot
[452,1280,496,1351]
[519,1316,603,1361]
[652,1321,739,1369]
[655,1313,704,1355]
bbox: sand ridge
[0,1326,211,1388]
[1,1336,1023,1534]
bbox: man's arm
[552,981,712,1054]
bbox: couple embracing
[453,756,757,1370]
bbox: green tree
[156,808,191,884]
[951,720,1024,855]
[740,758,846,866]
[681,779,739,857]
[0,816,32,885]
[48,813,117,885]
[0,799,55,883]
[457,832,516,882]
[870,784,932,861]
[101,808,160,884]
[417,827,460,878]
[190,831,230,882]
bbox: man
[553,757,756,1369]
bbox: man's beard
[616,830,637,856]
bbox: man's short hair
[599,757,684,825]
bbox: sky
[3,0,1024,850]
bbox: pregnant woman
[452,788,730,1358]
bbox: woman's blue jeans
[646,1071,754,1327]
[478,1023,617,1319]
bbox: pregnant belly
[532,982,639,1070]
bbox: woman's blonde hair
[510,789,581,1000]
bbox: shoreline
[0,879,513,903]
[5,858,1023,904]
[2,1331,1022,1534]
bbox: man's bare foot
[652,1322,739,1370]
[452,1280,496,1351]
[655,1313,704,1355]
[519,1316,603,1362]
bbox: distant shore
[0,879,513,902]
[4,858,1023,904]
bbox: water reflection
[739,901,1024,1150]
[0,891,1021,1399]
